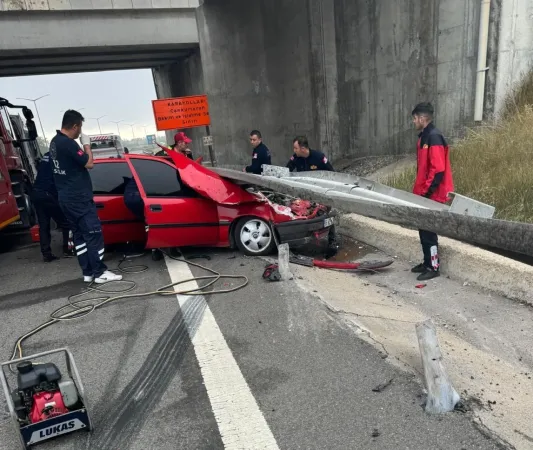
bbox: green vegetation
[385,72,533,223]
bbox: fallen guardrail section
[212,166,533,257]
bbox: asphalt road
[0,233,503,449]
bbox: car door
[89,160,145,245]
[125,155,219,249]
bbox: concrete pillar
[196,0,280,166]
[152,64,176,146]
[196,0,336,167]
[151,49,206,157]
[435,0,479,134]
[492,0,533,117]
[308,0,340,162]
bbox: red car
[88,151,335,256]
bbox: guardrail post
[416,319,460,414]
[278,243,293,280]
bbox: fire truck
[0,97,41,234]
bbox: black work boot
[417,269,440,281]
[43,254,59,263]
[63,248,76,258]
[411,263,426,273]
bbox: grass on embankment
[385,72,533,223]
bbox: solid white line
[164,256,279,450]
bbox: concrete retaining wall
[191,0,533,166]
[339,213,533,305]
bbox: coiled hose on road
[9,250,249,367]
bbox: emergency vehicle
[0,97,41,233]
[89,134,125,159]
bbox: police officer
[286,136,334,172]
[50,110,122,284]
[410,102,454,281]
[245,130,271,174]
[31,152,75,262]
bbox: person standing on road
[50,110,122,284]
[244,130,271,174]
[286,136,334,172]
[31,151,75,262]
[155,132,194,159]
[410,102,454,281]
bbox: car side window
[131,159,185,197]
[90,162,133,195]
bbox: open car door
[125,155,219,249]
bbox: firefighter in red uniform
[410,102,454,281]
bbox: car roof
[94,153,259,205]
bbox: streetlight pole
[17,94,50,146]
[127,123,136,140]
[110,120,124,136]
[88,115,107,134]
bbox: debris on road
[263,263,282,282]
[372,378,394,393]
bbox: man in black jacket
[31,152,74,262]
[286,136,334,172]
[245,130,271,174]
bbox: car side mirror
[26,120,38,140]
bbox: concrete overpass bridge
[0,0,199,76]
[1,0,532,166]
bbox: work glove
[80,133,90,147]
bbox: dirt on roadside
[293,239,533,450]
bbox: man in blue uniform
[245,130,271,174]
[31,152,74,262]
[50,110,122,284]
[286,136,334,172]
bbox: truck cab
[89,134,125,160]
[0,98,40,232]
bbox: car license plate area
[323,217,334,228]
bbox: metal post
[110,120,124,136]
[33,101,47,146]
[205,125,216,167]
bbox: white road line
[164,256,279,450]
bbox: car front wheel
[235,217,275,256]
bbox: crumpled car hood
[168,150,259,205]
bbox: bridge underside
[0,9,198,77]
[0,44,195,77]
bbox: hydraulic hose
[9,249,248,366]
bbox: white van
[89,134,125,159]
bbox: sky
[0,69,159,142]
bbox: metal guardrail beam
[213,168,533,257]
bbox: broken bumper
[274,214,336,247]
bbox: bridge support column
[152,49,206,156]
[196,0,340,167]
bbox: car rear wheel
[235,217,275,256]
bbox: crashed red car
[88,151,335,256]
